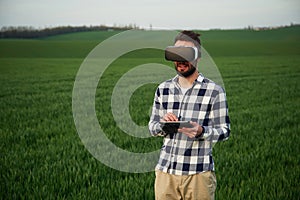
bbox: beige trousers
[155,170,216,200]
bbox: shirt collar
[172,73,205,86]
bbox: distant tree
[0,25,141,38]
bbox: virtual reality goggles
[165,46,199,62]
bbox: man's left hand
[178,121,203,138]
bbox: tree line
[0,25,140,39]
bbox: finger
[178,127,187,132]
[190,121,198,126]
[182,131,194,138]
[179,127,193,132]
[169,113,178,121]
[164,115,174,121]
[180,129,197,138]
[163,113,171,121]
[164,113,178,121]
[186,132,196,138]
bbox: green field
[0,27,300,199]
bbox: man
[148,30,230,200]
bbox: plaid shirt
[148,73,230,175]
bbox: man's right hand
[162,113,179,122]
[159,113,180,135]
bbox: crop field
[0,27,299,199]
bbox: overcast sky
[0,0,299,30]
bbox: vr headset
[165,46,199,62]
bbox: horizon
[1,22,299,32]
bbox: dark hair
[174,30,201,57]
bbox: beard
[175,62,197,78]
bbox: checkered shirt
[148,73,230,175]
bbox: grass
[213,55,299,199]
[0,27,299,199]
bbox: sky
[0,0,299,30]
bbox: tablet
[159,121,194,128]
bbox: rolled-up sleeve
[201,89,230,143]
[148,88,165,136]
